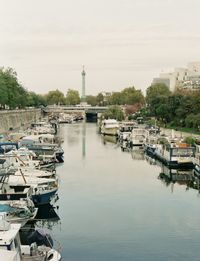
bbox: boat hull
[32,189,58,206]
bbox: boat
[3,148,56,170]
[30,121,56,135]
[154,141,195,168]
[58,113,73,124]
[193,142,200,176]
[14,168,55,179]
[0,199,38,226]
[101,119,119,136]
[7,175,58,206]
[144,135,159,157]
[118,121,136,142]
[0,220,61,260]
[19,136,64,163]
[128,128,149,147]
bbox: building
[152,62,200,92]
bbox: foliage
[183,136,196,146]
[66,89,80,105]
[0,67,29,109]
[146,82,200,132]
[102,106,125,121]
[121,87,144,105]
[107,92,121,105]
[27,92,47,107]
[86,95,97,106]
[46,89,66,105]
[96,93,104,106]
[107,86,145,107]
[146,83,171,105]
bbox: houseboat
[154,142,195,168]
[101,119,119,136]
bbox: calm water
[39,123,200,260]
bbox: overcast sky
[0,0,200,95]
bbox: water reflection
[102,135,118,145]
[34,204,60,230]
[66,124,81,146]
[44,123,200,260]
[130,147,145,160]
[82,120,86,158]
[20,204,61,248]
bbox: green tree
[65,89,80,105]
[46,89,66,105]
[121,87,144,105]
[108,92,122,105]
[0,67,28,109]
[102,105,125,121]
[96,93,104,106]
[27,92,47,107]
[86,95,97,106]
[146,83,171,106]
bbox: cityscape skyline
[0,0,200,95]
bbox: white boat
[101,119,119,136]
[0,249,18,261]
[14,169,54,179]
[1,148,56,170]
[0,199,38,226]
[7,176,58,206]
[0,220,61,260]
[30,121,56,134]
[128,128,149,146]
[118,122,136,142]
[58,113,73,124]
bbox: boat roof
[8,175,56,185]
[103,119,118,123]
[21,135,39,141]
[0,249,17,260]
[0,222,21,246]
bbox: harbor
[1,115,200,260]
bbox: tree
[86,95,97,106]
[102,106,125,121]
[0,67,28,109]
[46,89,66,105]
[96,93,104,106]
[146,83,171,106]
[65,89,80,105]
[121,87,144,105]
[27,92,47,107]
[108,92,122,105]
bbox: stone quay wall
[0,109,42,133]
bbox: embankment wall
[0,109,42,133]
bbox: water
[40,123,200,260]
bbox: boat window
[171,148,194,156]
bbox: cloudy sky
[0,0,200,95]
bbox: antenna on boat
[19,168,27,184]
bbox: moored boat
[0,220,61,260]
[154,142,195,169]
[101,119,119,136]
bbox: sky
[0,0,200,95]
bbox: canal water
[39,123,200,260]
